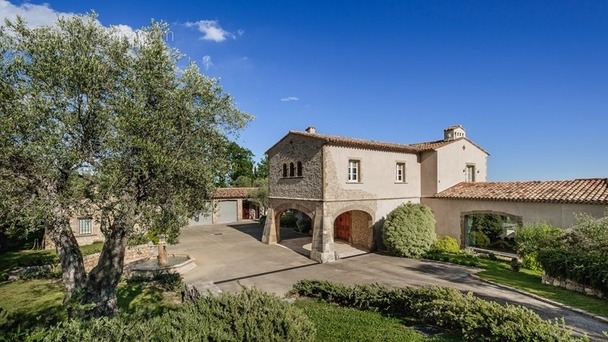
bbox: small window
[79,218,92,235]
[348,160,360,182]
[282,163,287,178]
[395,162,405,183]
[297,161,303,177]
[465,164,476,182]
[289,162,295,177]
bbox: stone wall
[83,244,152,272]
[542,274,606,299]
[350,210,373,250]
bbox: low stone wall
[542,274,606,299]
[83,244,153,272]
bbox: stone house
[262,125,489,262]
[262,126,608,263]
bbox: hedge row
[290,280,582,342]
[538,247,608,294]
[23,288,315,342]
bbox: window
[395,162,405,183]
[465,164,475,182]
[297,161,303,177]
[282,163,287,178]
[289,162,295,177]
[79,218,92,235]
[348,160,360,182]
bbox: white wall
[435,140,488,193]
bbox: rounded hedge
[33,288,316,342]
[431,236,460,254]
[382,203,436,258]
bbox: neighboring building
[262,125,489,262]
[188,187,259,226]
[262,126,608,263]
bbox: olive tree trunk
[82,225,129,317]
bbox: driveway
[173,222,608,341]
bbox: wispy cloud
[185,20,238,42]
[202,55,213,70]
[0,0,139,41]
[281,96,299,102]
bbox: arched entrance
[333,210,373,251]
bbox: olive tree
[0,14,250,317]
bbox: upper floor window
[282,163,288,178]
[282,161,303,178]
[289,162,295,177]
[79,218,92,235]
[465,164,476,182]
[348,160,360,182]
[297,161,303,177]
[395,162,406,183]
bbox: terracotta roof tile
[289,131,420,153]
[434,179,608,205]
[214,187,256,199]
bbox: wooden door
[335,212,351,241]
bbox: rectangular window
[465,164,476,182]
[347,160,360,182]
[395,162,406,183]
[79,218,92,235]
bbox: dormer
[443,125,466,141]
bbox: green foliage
[291,280,582,342]
[514,222,563,270]
[35,288,315,342]
[382,203,436,258]
[248,178,268,214]
[126,271,183,292]
[470,213,504,242]
[424,251,479,267]
[280,213,298,228]
[431,236,460,254]
[233,175,253,187]
[468,230,490,248]
[254,155,269,180]
[537,214,608,294]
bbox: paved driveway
[173,222,608,341]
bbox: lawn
[0,242,104,274]
[427,252,608,318]
[294,299,461,342]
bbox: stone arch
[331,206,375,251]
[262,200,319,246]
[460,210,522,250]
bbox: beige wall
[420,151,438,197]
[434,140,488,193]
[268,135,324,200]
[323,145,420,201]
[423,198,608,245]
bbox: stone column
[310,210,337,263]
[262,208,278,244]
[157,235,168,265]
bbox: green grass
[0,241,104,273]
[294,299,460,342]
[0,277,180,334]
[427,252,608,318]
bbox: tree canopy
[0,14,250,316]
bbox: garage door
[216,200,237,224]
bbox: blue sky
[2,0,607,181]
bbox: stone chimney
[443,125,466,141]
[305,126,316,134]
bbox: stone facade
[83,244,151,272]
[263,126,488,263]
[542,274,606,299]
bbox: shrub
[514,221,563,260]
[127,271,183,291]
[33,287,315,341]
[382,203,436,258]
[469,230,490,248]
[291,280,581,342]
[431,236,460,254]
[280,213,298,228]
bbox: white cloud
[202,55,213,70]
[281,96,299,102]
[0,0,140,41]
[0,0,74,28]
[185,20,237,42]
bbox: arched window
[289,162,295,177]
[297,161,303,177]
[282,163,287,178]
